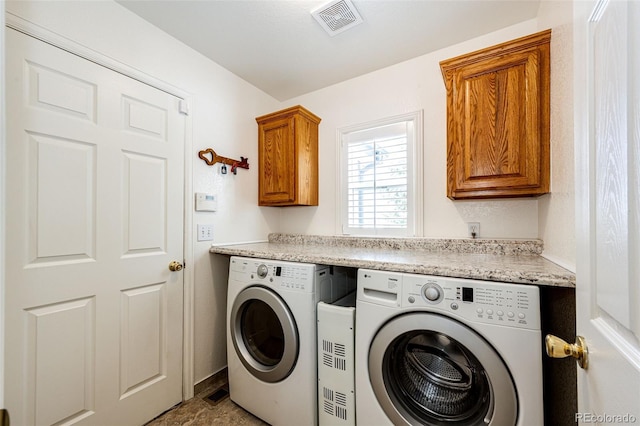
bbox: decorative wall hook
[198,148,249,175]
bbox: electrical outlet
[197,224,214,242]
[467,222,480,239]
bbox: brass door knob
[168,261,183,272]
[545,334,588,369]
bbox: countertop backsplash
[267,233,543,255]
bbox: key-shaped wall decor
[198,148,249,175]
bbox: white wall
[5,0,280,385]
[278,12,576,269]
[536,0,576,271]
[279,20,543,239]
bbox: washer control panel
[402,273,540,330]
[229,257,315,292]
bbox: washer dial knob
[422,283,443,302]
[257,264,268,279]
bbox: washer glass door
[369,313,517,425]
[230,286,298,383]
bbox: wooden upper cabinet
[440,30,551,199]
[256,105,321,206]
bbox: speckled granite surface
[210,234,575,288]
[268,233,544,255]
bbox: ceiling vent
[311,0,363,37]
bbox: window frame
[337,111,423,237]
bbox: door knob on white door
[168,261,183,272]
[545,334,588,369]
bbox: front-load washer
[355,269,543,426]
[227,256,347,426]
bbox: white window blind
[341,116,419,236]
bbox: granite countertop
[210,234,576,288]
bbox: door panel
[120,284,167,396]
[5,29,185,425]
[122,152,167,255]
[27,298,95,426]
[594,0,631,328]
[27,61,97,122]
[123,95,168,140]
[29,132,96,263]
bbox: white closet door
[5,28,185,425]
[575,0,640,420]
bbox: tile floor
[146,371,267,426]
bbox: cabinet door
[259,116,296,205]
[452,50,547,197]
[442,30,550,200]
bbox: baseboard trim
[194,367,228,396]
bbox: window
[339,112,422,236]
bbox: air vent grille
[322,339,348,371]
[321,386,350,421]
[311,0,363,36]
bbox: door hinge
[179,99,189,116]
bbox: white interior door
[4,29,185,425]
[575,0,640,421]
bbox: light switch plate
[197,224,214,241]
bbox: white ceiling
[117,0,541,101]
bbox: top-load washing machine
[355,269,543,426]
[226,256,350,426]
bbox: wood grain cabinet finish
[440,30,551,199]
[256,105,321,206]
